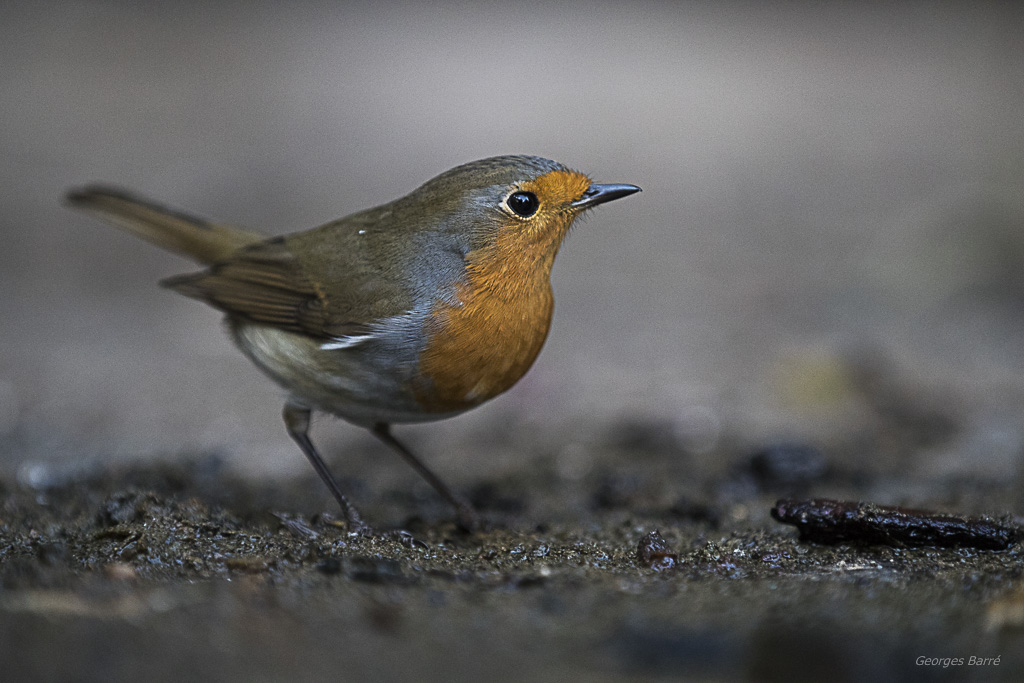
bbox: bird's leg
[371,423,480,531]
[282,402,371,535]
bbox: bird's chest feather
[415,261,554,412]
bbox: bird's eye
[506,191,539,218]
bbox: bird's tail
[65,185,263,265]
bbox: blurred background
[2,1,1022,493]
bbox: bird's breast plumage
[414,275,554,413]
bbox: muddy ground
[2,410,1022,682]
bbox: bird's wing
[162,236,408,340]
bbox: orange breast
[415,272,554,413]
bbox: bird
[66,155,640,532]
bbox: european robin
[66,155,640,532]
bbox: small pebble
[636,530,679,571]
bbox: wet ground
[3,408,1022,682]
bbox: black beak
[571,183,642,209]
